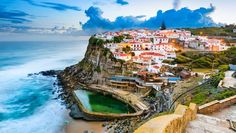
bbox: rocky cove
[39,36,174,132]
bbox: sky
[0,0,236,40]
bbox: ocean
[0,40,88,133]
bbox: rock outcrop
[59,37,124,92]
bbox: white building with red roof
[113,52,132,61]
[151,43,176,52]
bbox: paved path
[186,114,234,133]
[222,71,236,88]
[210,105,236,121]
[186,105,236,133]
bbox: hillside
[186,25,236,37]
[58,36,128,101]
[175,47,236,69]
[186,26,236,43]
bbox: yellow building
[118,43,132,48]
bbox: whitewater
[0,41,88,133]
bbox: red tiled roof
[153,66,160,69]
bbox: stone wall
[134,103,197,133]
[198,95,236,115]
[71,85,146,121]
[72,91,143,121]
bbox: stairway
[186,114,234,133]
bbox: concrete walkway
[186,105,236,133]
[210,105,236,121]
[186,114,234,133]
[221,71,236,88]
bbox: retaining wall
[134,103,197,133]
[72,86,144,121]
[198,95,236,114]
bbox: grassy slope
[186,26,236,43]
[173,47,236,105]
[175,47,236,69]
[186,26,236,36]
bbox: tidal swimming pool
[74,89,135,114]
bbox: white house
[140,52,166,63]
[152,37,169,44]
[166,52,176,60]
[113,53,131,61]
[151,43,176,52]
[131,43,142,51]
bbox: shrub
[218,65,229,72]
[214,90,236,100]
[175,55,191,63]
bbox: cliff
[58,36,124,92]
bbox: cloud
[82,5,218,33]
[0,25,86,35]
[22,0,81,11]
[0,8,31,23]
[116,0,129,5]
[173,0,181,10]
[41,2,81,11]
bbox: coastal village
[2,1,236,133]
[94,28,230,89]
[61,27,236,133]
[62,29,236,133]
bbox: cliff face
[59,37,123,91]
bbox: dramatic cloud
[0,8,31,23]
[173,0,181,10]
[116,0,129,5]
[82,5,218,33]
[22,0,81,11]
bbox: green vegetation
[186,25,236,44]
[122,46,131,53]
[214,89,236,100]
[89,36,105,47]
[95,66,101,73]
[175,47,236,69]
[113,35,125,43]
[78,59,94,72]
[186,25,236,37]
[174,55,191,64]
[218,65,230,72]
[188,70,235,105]
[123,34,133,39]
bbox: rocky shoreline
[33,36,173,132]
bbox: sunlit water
[0,41,88,133]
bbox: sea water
[0,40,88,133]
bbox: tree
[113,35,125,43]
[131,52,135,56]
[160,21,166,30]
[122,46,131,53]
